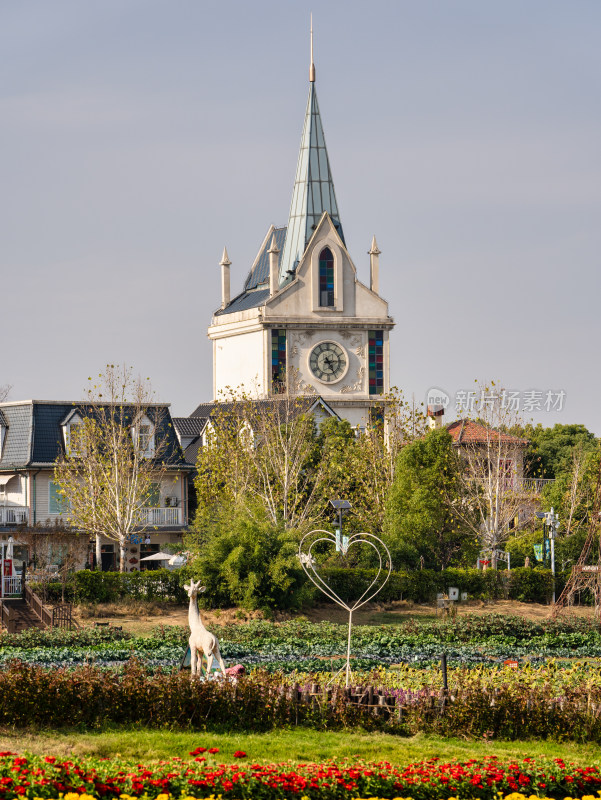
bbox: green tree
[315,391,427,536]
[522,423,597,479]
[384,428,476,570]
[185,502,310,611]
[538,444,601,569]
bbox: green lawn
[2,727,600,766]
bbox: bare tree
[322,388,428,533]
[18,526,88,602]
[0,385,11,403]
[450,382,528,555]
[54,365,172,572]
[196,390,326,532]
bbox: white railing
[2,575,22,596]
[518,478,555,494]
[0,507,29,525]
[139,507,183,526]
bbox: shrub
[318,566,555,605]
[31,569,188,605]
[3,660,601,742]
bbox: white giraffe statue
[184,580,227,678]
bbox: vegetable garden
[3,616,601,741]
[3,615,601,672]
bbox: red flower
[208,748,219,754]
[189,747,207,756]
[233,751,246,759]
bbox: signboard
[533,544,543,562]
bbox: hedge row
[3,660,601,742]
[320,566,562,605]
[36,568,188,604]
[36,565,562,607]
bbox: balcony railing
[139,507,183,526]
[517,478,555,494]
[0,507,29,525]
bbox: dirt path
[74,598,593,635]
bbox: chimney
[427,404,445,430]
[369,235,381,295]
[220,247,231,310]
[268,234,280,296]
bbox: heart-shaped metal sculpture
[298,529,391,686]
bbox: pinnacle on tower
[219,246,231,267]
[220,246,231,309]
[369,235,381,256]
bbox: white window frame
[132,415,155,458]
[62,413,84,456]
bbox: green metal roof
[278,82,344,285]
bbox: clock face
[309,341,348,383]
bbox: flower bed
[0,753,600,799]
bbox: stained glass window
[319,247,334,307]
[369,405,385,431]
[368,330,384,395]
[271,329,287,393]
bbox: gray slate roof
[214,226,286,317]
[244,226,287,290]
[189,396,339,424]
[0,401,191,470]
[172,417,207,436]
[215,288,270,316]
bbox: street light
[329,499,352,554]
[536,508,560,602]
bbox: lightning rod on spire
[309,13,316,83]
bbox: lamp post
[329,499,352,554]
[536,508,560,602]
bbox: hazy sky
[2,1,600,432]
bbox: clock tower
[207,46,394,430]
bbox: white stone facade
[208,215,394,428]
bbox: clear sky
[2,1,600,432]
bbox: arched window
[318,247,335,307]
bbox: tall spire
[278,23,344,285]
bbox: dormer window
[318,247,335,307]
[0,424,6,460]
[133,415,155,458]
[62,412,84,456]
